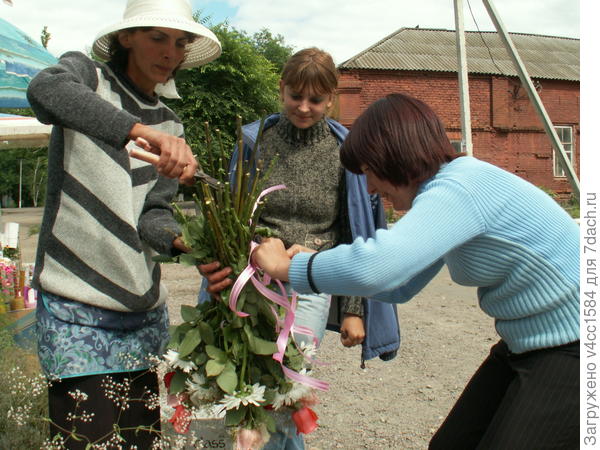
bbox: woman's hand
[252,238,292,281]
[172,237,232,298]
[129,123,198,185]
[198,261,233,298]
[340,314,365,347]
[172,236,190,253]
[286,244,316,258]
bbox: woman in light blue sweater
[254,93,579,449]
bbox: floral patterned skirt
[36,290,169,379]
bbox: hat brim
[92,16,221,69]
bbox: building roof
[339,28,579,82]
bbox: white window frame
[553,126,574,178]
[450,140,463,153]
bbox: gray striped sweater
[27,51,182,312]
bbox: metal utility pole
[453,0,473,156]
[482,0,580,198]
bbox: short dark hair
[281,47,338,95]
[341,93,464,186]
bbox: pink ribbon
[227,185,329,392]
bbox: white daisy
[185,372,206,389]
[271,372,313,409]
[241,383,266,407]
[186,373,220,405]
[217,383,266,413]
[218,393,243,412]
[298,341,318,359]
[163,349,198,373]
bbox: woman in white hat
[26,0,221,447]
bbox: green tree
[40,26,51,49]
[0,149,31,207]
[251,28,294,74]
[27,147,48,207]
[166,23,285,164]
[0,109,48,207]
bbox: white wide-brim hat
[92,0,222,69]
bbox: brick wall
[338,69,580,199]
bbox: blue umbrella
[0,17,57,108]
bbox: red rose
[164,371,176,390]
[168,404,191,434]
[291,406,319,435]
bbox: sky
[1,0,582,64]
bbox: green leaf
[152,254,176,263]
[244,324,277,355]
[180,305,201,323]
[265,414,277,433]
[243,324,255,346]
[193,351,208,366]
[178,328,202,358]
[169,371,188,394]
[198,321,215,345]
[244,302,258,317]
[263,386,276,402]
[253,406,276,433]
[224,405,247,427]
[206,359,226,377]
[231,316,244,328]
[217,362,238,392]
[190,248,210,260]
[250,335,278,355]
[167,327,184,349]
[178,253,199,266]
[205,345,227,362]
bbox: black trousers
[429,340,579,450]
[48,370,161,449]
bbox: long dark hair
[341,93,464,186]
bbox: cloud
[2,0,579,63]
[228,0,580,63]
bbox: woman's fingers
[253,238,291,281]
[286,244,315,258]
[129,124,197,183]
[198,261,233,295]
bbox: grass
[0,315,49,449]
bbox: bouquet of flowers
[155,118,327,448]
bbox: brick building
[336,28,580,198]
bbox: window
[553,126,574,178]
[450,140,463,153]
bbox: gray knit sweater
[258,114,363,316]
[259,114,342,250]
[27,51,181,312]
